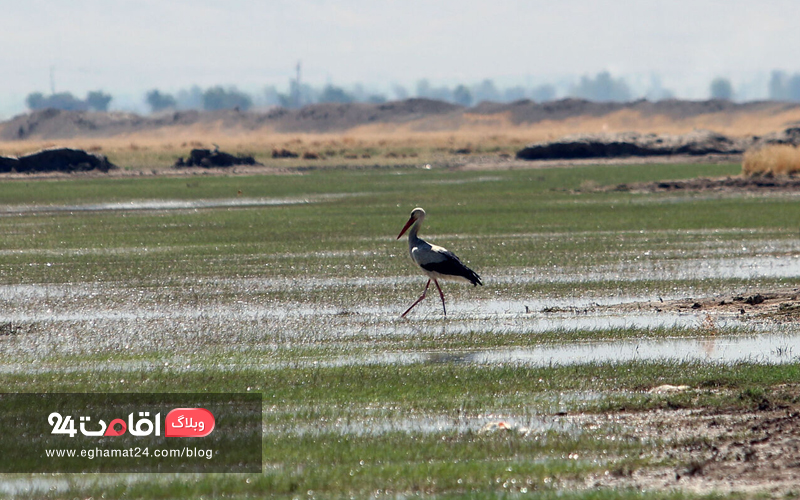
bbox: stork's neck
[407,218,423,245]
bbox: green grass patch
[3,361,798,410]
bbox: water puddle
[491,255,800,284]
[278,331,800,369]
[268,412,575,437]
[0,477,71,496]
[423,176,503,185]
[593,255,800,282]
[0,193,354,215]
[465,334,799,365]
[0,474,193,497]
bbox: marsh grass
[742,144,800,176]
[3,361,798,407]
[3,359,799,496]
[9,470,712,500]
[3,161,785,289]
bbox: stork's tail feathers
[466,267,482,286]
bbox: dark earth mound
[173,148,260,168]
[0,148,116,173]
[516,130,751,160]
[517,127,800,161]
[271,148,299,158]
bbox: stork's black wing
[420,249,482,286]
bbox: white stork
[396,207,482,317]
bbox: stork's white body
[397,208,481,317]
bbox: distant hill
[3,98,800,141]
[467,98,794,124]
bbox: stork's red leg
[433,279,446,316]
[401,279,431,317]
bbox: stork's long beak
[397,217,415,239]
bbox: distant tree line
[255,79,557,111]
[146,86,253,112]
[570,72,631,102]
[768,70,800,101]
[25,90,112,111]
[411,79,557,107]
[24,69,800,115]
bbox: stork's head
[397,207,426,239]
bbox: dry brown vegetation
[0,128,533,171]
[4,103,800,172]
[742,144,800,176]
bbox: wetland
[2,161,800,498]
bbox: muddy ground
[564,289,800,493]
[610,174,800,194]
[583,400,800,494]
[602,288,800,320]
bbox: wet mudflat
[3,163,800,498]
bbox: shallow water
[254,329,800,369]
[0,477,71,496]
[268,412,576,437]
[0,193,354,215]
[0,271,766,363]
[1,227,798,367]
[3,322,795,374]
[465,333,800,365]
[490,255,800,284]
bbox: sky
[2,0,800,116]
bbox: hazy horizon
[3,0,800,117]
